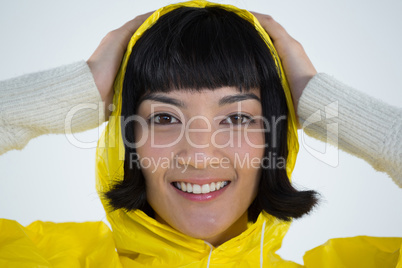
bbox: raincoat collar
[111,209,294,267]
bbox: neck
[155,210,249,248]
[204,211,249,247]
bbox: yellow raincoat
[1,1,401,267]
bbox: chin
[156,207,248,246]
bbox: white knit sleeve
[298,73,402,187]
[0,61,105,155]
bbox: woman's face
[134,87,265,246]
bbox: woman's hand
[87,12,153,119]
[252,12,317,125]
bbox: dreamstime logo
[64,102,286,151]
[300,101,339,167]
[64,102,104,149]
[129,152,286,173]
[63,101,340,167]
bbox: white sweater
[0,61,401,187]
[299,74,402,187]
[0,61,104,154]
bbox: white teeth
[173,181,229,194]
[181,182,186,192]
[187,183,192,193]
[193,184,201,194]
[216,182,221,190]
[210,182,216,191]
[201,184,210,194]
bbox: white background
[0,0,401,264]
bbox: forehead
[139,87,261,107]
[172,87,260,98]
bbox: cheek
[135,122,184,147]
[226,127,265,158]
[234,129,264,195]
[211,127,265,151]
[134,124,180,177]
[135,145,171,179]
[135,144,172,213]
[134,125,174,188]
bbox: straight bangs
[123,6,278,97]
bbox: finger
[116,11,154,44]
[97,11,154,59]
[250,12,291,42]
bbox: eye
[221,113,254,125]
[149,113,181,125]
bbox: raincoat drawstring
[260,220,266,267]
[205,241,213,268]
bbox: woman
[98,4,317,265]
[94,2,401,266]
[0,1,402,264]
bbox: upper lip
[169,177,232,185]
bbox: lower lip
[172,183,230,202]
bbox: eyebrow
[139,92,260,108]
[218,93,260,106]
[139,94,186,108]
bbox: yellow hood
[0,1,400,267]
[95,0,299,266]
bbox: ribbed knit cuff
[0,61,105,155]
[298,73,402,187]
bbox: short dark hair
[105,6,318,222]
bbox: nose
[175,116,225,169]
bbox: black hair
[105,6,318,222]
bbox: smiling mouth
[172,181,230,194]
